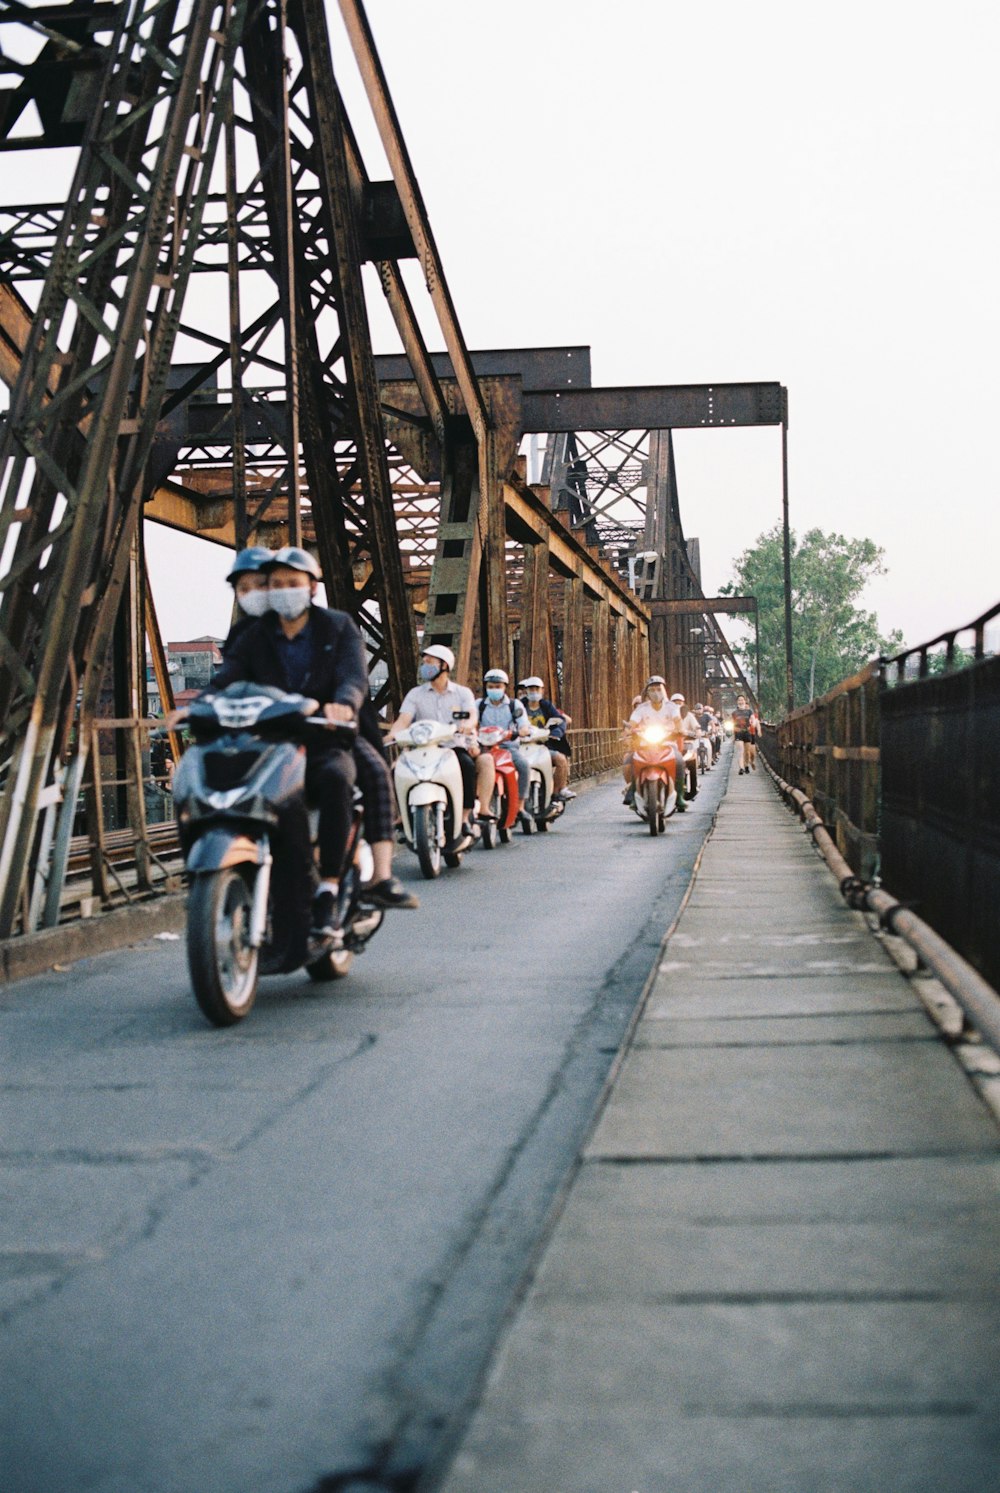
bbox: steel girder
[0,0,418,933]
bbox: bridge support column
[563,576,586,728]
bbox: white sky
[7,0,1000,655]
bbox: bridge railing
[761,600,1000,992]
[566,728,623,780]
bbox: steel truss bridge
[0,0,786,936]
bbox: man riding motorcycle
[476,669,532,819]
[673,692,702,801]
[208,546,416,954]
[516,676,575,802]
[623,677,686,812]
[388,644,493,835]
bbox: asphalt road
[2,760,729,1493]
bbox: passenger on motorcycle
[222,546,273,656]
[210,546,417,945]
[516,676,576,801]
[623,677,687,812]
[388,644,494,835]
[476,669,532,816]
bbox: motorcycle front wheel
[413,802,442,879]
[187,868,259,1025]
[643,779,661,836]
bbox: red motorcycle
[628,720,679,836]
[477,726,521,848]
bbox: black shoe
[623,786,635,807]
[363,876,419,909]
[311,888,338,937]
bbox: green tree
[720,525,904,719]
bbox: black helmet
[227,546,273,582]
[264,545,322,580]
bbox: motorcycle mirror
[452,710,471,720]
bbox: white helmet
[484,667,509,685]
[519,676,544,690]
[422,644,455,671]
[671,692,685,703]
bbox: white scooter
[519,723,565,834]
[392,719,477,879]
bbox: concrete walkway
[441,757,1000,1493]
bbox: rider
[388,644,494,834]
[623,676,686,812]
[673,692,702,801]
[476,669,531,818]
[732,694,757,774]
[222,545,273,656]
[211,546,417,943]
[516,676,575,802]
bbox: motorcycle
[518,722,565,833]
[476,725,521,848]
[172,683,383,1027]
[628,719,679,836]
[695,732,712,774]
[392,717,477,878]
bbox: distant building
[147,638,223,713]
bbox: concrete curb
[0,894,186,986]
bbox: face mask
[236,588,270,617]
[419,661,441,681]
[486,687,504,703]
[647,688,665,705]
[268,586,311,620]
[525,690,542,705]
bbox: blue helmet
[227,546,273,582]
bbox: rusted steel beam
[503,480,648,625]
[373,347,591,389]
[337,0,490,445]
[522,381,787,432]
[650,596,758,615]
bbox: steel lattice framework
[0,0,783,939]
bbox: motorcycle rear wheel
[643,780,661,836]
[480,790,500,850]
[187,868,259,1025]
[413,803,441,879]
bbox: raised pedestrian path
[442,756,1000,1492]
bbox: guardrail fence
[762,602,1000,992]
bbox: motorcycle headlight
[410,720,436,746]
[640,725,668,745]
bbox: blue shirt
[276,617,314,694]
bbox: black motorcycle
[171,682,383,1026]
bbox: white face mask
[237,588,270,617]
[647,688,665,705]
[268,586,311,620]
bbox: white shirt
[398,680,477,743]
[629,700,680,729]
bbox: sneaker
[362,876,419,909]
[558,787,578,800]
[623,785,635,807]
[311,888,338,937]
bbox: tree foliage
[720,525,904,719]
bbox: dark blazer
[212,605,369,716]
